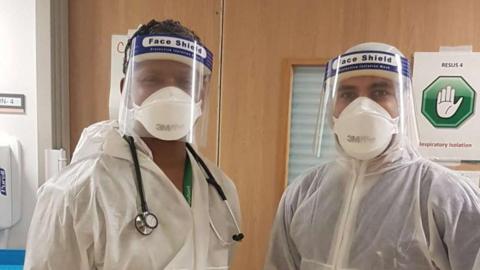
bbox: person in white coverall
[264,42,480,270]
[24,19,242,270]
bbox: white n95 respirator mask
[134,86,202,141]
[333,97,399,160]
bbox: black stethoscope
[124,136,244,243]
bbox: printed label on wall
[413,52,480,161]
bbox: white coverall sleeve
[24,181,92,270]
[430,177,480,270]
[264,190,301,270]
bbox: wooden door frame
[281,58,329,189]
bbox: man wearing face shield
[264,43,480,270]
[24,20,242,270]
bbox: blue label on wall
[0,249,25,268]
[0,168,6,196]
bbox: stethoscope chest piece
[135,211,159,236]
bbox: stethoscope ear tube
[224,200,244,242]
[125,136,159,236]
[187,144,244,242]
[186,143,227,200]
[124,135,149,213]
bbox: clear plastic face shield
[119,34,213,144]
[314,44,416,161]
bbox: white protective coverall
[265,138,480,270]
[25,120,241,270]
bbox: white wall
[0,0,52,248]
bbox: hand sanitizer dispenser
[0,134,21,229]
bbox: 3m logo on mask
[347,135,375,144]
[155,124,185,131]
[0,168,6,196]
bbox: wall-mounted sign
[413,52,480,161]
[0,94,25,114]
